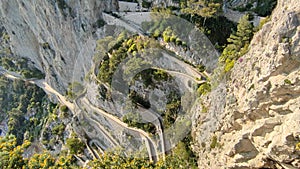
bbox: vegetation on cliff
[0,0,279,168]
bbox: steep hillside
[0,0,298,168]
[192,0,300,168]
[0,0,118,93]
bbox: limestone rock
[0,0,117,93]
[192,0,300,168]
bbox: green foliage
[200,101,208,113]
[145,7,235,50]
[164,100,181,128]
[197,65,206,72]
[219,14,254,72]
[0,135,79,168]
[0,31,43,79]
[0,76,50,144]
[67,82,84,99]
[60,105,68,112]
[94,19,106,28]
[166,137,198,168]
[129,68,180,130]
[97,34,135,84]
[284,79,292,85]
[193,16,236,48]
[175,38,183,45]
[153,29,161,38]
[210,135,217,148]
[197,82,211,96]
[28,153,56,169]
[143,18,188,47]
[181,0,223,18]
[296,142,300,151]
[41,104,69,151]
[123,57,150,77]
[0,135,31,169]
[88,137,197,168]
[255,16,271,31]
[97,35,160,84]
[134,68,171,87]
[1,125,197,168]
[224,59,235,72]
[88,152,155,169]
[153,69,171,81]
[66,137,85,154]
[51,123,65,136]
[162,91,182,129]
[122,112,156,133]
[0,57,45,79]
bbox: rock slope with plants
[192,0,300,168]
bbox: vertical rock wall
[0,0,117,93]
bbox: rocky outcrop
[0,0,117,93]
[192,0,300,168]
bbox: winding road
[0,66,158,161]
[80,97,159,162]
[0,9,208,163]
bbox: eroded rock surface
[0,0,117,93]
[192,0,300,168]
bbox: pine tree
[181,0,222,18]
[219,14,254,72]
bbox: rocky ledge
[192,0,300,168]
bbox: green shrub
[128,44,137,53]
[153,29,161,38]
[163,35,170,42]
[296,142,300,151]
[95,19,105,28]
[51,123,65,136]
[210,135,217,149]
[21,70,32,78]
[60,105,68,112]
[153,69,170,81]
[66,137,85,154]
[224,59,235,72]
[126,39,134,47]
[197,82,211,96]
[170,35,177,42]
[255,16,270,31]
[284,79,292,85]
[175,38,182,46]
[220,14,254,73]
[197,65,206,72]
[201,102,208,113]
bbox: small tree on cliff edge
[219,14,254,72]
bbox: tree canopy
[181,0,223,18]
[219,14,254,72]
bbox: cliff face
[0,0,117,93]
[192,0,300,168]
